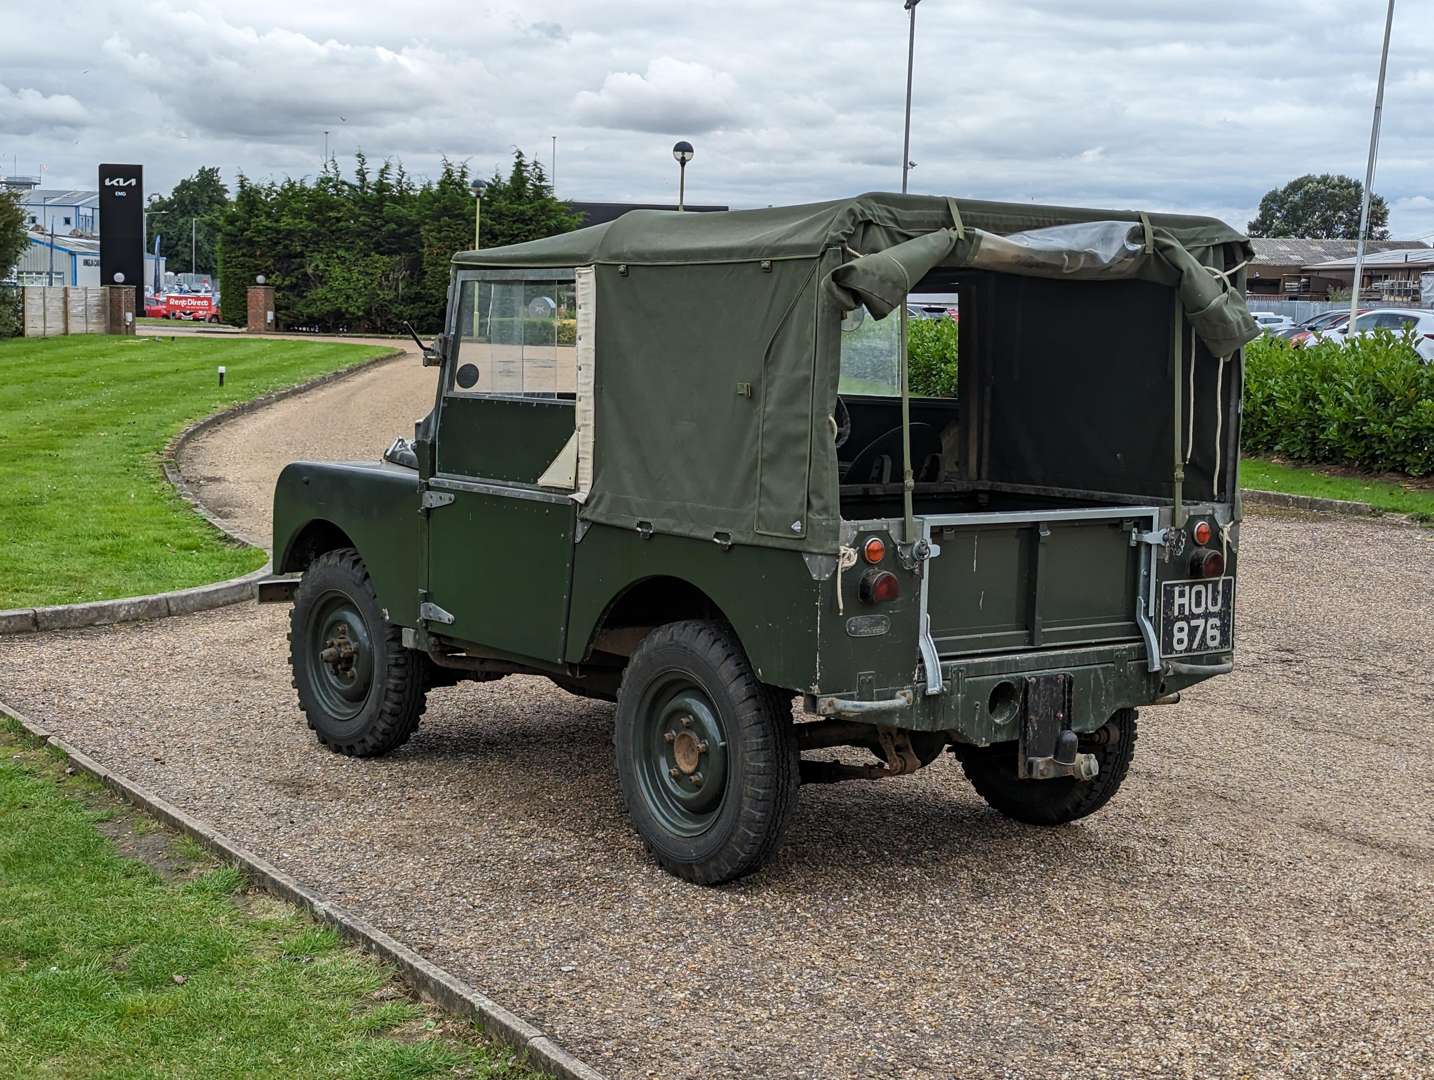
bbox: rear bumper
[807,642,1232,743]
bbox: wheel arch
[279,518,357,574]
[581,575,744,663]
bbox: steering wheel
[832,395,852,449]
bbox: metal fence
[1245,296,1432,322]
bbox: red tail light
[1191,549,1225,578]
[859,570,900,604]
[862,536,886,564]
[1191,520,1212,546]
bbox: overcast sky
[3,0,1432,238]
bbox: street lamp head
[672,140,695,165]
[256,274,266,285]
[470,178,488,198]
[904,0,922,9]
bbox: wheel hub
[321,626,358,678]
[306,593,375,722]
[637,679,730,837]
[671,725,705,774]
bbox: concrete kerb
[0,698,607,1080]
[1242,487,1423,522]
[0,347,406,637]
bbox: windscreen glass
[450,273,578,398]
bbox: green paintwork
[269,191,1248,750]
[926,517,1141,655]
[565,523,823,690]
[427,487,574,661]
[272,461,420,625]
[435,396,573,484]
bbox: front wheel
[960,709,1138,825]
[289,547,426,757]
[615,620,799,885]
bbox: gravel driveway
[3,357,1432,1078]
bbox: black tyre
[289,547,426,757]
[960,709,1138,825]
[615,620,800,885]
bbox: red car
[144,295,167,319]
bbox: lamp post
[1349,0,1397,327]
[901,0,922,194]
[469,178,488,249]
[672,141,694,211]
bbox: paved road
[3,364,1432,1078]
[173,334,438,546]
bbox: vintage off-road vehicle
[260,193,1258,884]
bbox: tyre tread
[288,547,426,758]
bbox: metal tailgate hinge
[1130,525,1183,561]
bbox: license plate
[1160,578,1233,656]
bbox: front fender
[273,460,421,625]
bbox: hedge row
[882,317,1432,477]
[1242,329,1434,476]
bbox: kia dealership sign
[99,163,144,309]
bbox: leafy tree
[0,187,25,336]
[475,150,582,249]
[215,150,579,332]
[145,166,230,277]
[1246,174,1390,240]
[0,187,27,279]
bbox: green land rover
[259,193,1259,884]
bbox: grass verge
[0,723,535,1079]
[1241,457,1434,522]
[0,335,394,608]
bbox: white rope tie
[1184,323,1197,464]
[1212,353,1229,497]
[835,545,858,615]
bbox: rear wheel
[960,709,1138,825]
[289,548,426,757]
[615,620,799,885]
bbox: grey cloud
[573,58,746,134]
[7,0,1433,241]
[0,83,90,134]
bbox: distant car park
[1314,307,1434,362]
[1280,308,1361,345]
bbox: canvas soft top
[452,192,1248,271]
[448,193,1256,556]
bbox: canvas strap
[946,198,966,240]
[1139,212,1154,255]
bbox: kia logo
[104,177,137,187]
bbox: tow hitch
[1018,673,1099,781]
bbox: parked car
[143,294,167,319]
[259,194,1258,884]
[1315,308,1434,361]
[1275,308,1355,342]
[1249,311,1294,334]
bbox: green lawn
[1241,457,1434,522]
[0,336,394,608]
[0,725,533,1079]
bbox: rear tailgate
[922,507,1157,657]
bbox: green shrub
[1243,329,1434,476]
[908,316,959,397]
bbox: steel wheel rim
[306,590,375,723]
[633,670,730,838]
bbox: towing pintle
[1018,673,1099,781]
